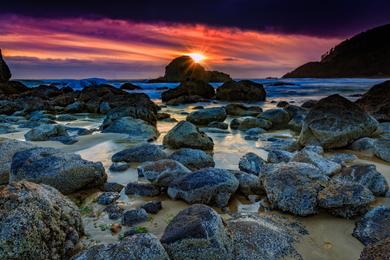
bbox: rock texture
[168,148,215,170]
[186,107,227,125]
[112,143,167,163]
[216,80,266,101]
[356,81,390,122]
[161,79,215,104]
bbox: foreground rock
[232,170,264,197]
[259,108,291,129]
[263,162,329,216]
[0,139,35,184]
[0,181,83,259]
[161,79,215,104]
[238,152,265,176]
[216,80,266,101]
[10,147,107,194]
[163,121,214,150]
[356,80,390,121]
[374,138,390,162]
[353,206,390,245]
[112,143,167,163]
[168,148,215,170]
[299,94,378,148]
[186,107,227,125]
[24,124,75,144]
[74,233,169,260]
[359,238,390,260]
[225,103,262,116]
[161,204,232,259]
[168,168,239,208]
[291,149,342,176]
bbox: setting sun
[188,52,206,63]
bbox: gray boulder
[112,143,167,163]
[10,147,107,194]
[167,168,239,208]
[230,118,242,130]
[291,150,342,176]
[333,164,388,196]
[259,108,291,129]
[122,208,148,226]
[262,137,300,152]
[161,204,232,260]
[97,192,120,205]
[266,149,294,163]
[187,107,227,125]
[208,121,228,129]
[0,181,83,259]
[374,138,390,162]
[327,153,358,165]
[216,80,266,101]
[138,159,191,187]
[299,94,378,148]
[238,117,272,131]
[73,233,169,260]
[349,137,376,154]
[238,152,265,176]
[24,124,70,143]
[353,206,390,246]
[163,121,214,150]
[231,170,264,196]
[125,182,160,197]
[168,148,215,170]
[225,103,262,116]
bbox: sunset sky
[1,1,390,79]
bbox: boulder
[238,152,265,176]
[216,80,266,101]
[0,49,11,83]
[0,81,29,96]
[24,124,70,142]
[0,139,35,184]
[263,162,329,216]
[0,100,23,115]
[168,148,215,170]
[112,143,167,163]
[356,81,390,121]
[327,153,358,164]
[161,204,232,259]
[299,94,378,148]
[284,105,308,132]
[359,238,390,260]
[208,121,228,129]
[138,159,191,187]
[120,82,142,90]
[224,103,262,116]
[353,206,390,246]
[109,162,129,172]
[73,233,169,260]
[96,192,120,205]
[141,201,162,214]
[10,147,107,194]
[56,114,77,121]
[231,170,264,196]
[161,79,215,103]
[103,182,124,192]
[291,150,342,176]
[374,138,390,162]
[333,164,388,196]
[167,168,239,208]
[266,149,294,163]
[230,118,242,130]
[259,108,291,129]
[163,121,214,150]
[187,107,227,125]
[238,117,272,131]
[125,182,160,197]
[350,137,375,154]
[0,181,83,259]
[262,137,300,152]
[101,116,159,141]
[317,181,375,218]
[104,203,124,220]
[122,209,148,226]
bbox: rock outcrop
[0,49,11,83]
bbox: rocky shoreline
[0,51,390,259]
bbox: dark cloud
[2,0,390,37]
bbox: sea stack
[0,49,12,83]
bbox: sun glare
[188,52,206,63]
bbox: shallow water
[2,78,390,259]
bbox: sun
[188,52,206,63]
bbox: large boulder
[0,181,83,259]
[238,152,265,176]
[374,138,390,162]
[163,121,214,150]
[291,149,342,176]
[0,49,11,83]
[356,81,390,122]
[167,168,239,208]
[216,80,266,101]
[112,143,167,163]
[224,103,262,116]
[231,170,264,196]
[168,148,215,170]
[10,147,107,194]
[0,139,35,184]
[161,204,232,259]
[74,233,169,260]
[353,206,390,246]
[161,79,215,103]
[237,117,272,131]
[186,107,227,125]
[24,124,73,144]
[298,94,378,148]
[263,162,329,216]
[101,116,159,141]
[259,108,291,129]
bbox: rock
[166,95,209,106]
[266,149,294,163]
[301,99,318,108]
[97,192,120,205]
[122,208,148,226]
[120,82,142,90]
[238,152,265,176]
[104,203,124,220]
[359,238,390,260]
[157,112,171,120]
[167,168,239,208]
[224,103,262,116]
[230,118,242,130]
[73,233,169,260]
[125,182,160,197]
[161,204,232,259]
[276,101,289,107]
[216,80,266,101]
[350,137,376,154]
[0,49,11,83]
[299,94,378,148]
[109,162,129,172]
[24,123,70,142]
[161,79,215,103]
[245,127,266,136]
[226,214,304,260]
[0,139,35,184]
[374,138,390,162]
[262,137,300,152]
[327,153,358,165]
[317,181,375,218]
[291,150,342,176]
[138,159,191,187]
[141,201,162,214]
[64,101,84,113]
[112,143,167,163]
[259,108,291,129]
[232,170,264,196]
[0,181,83,259]
[56,114,77,121]
[163,121,214,150]
[101,116,159,141]
[103,182,124,192]
[168,148,215,170]
[99,101,111,113]
[0,80,29,95]
[238,117,272,131]
[353,206,390,246]
[10,147,107,194]
[187,107,227,125]
[356,80,390,121]
[208,121,228,129]
[263,162,329,216]
[334,164,389,196]
[284,104,308,132]
[302,145,324,154]
[0,100,23,115]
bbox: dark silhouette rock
[216,80,266,101]
[356,81,390,122]
[283,24,390,78]
[161,79,215,104]
[120,82,142,90]
[0,49,11,83]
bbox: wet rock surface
[216,80,266,101]
[112,143,167,163]
[168,148,215,170]
[186,107,227,125]
[125,182,160,197]
[238,152,265,176]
